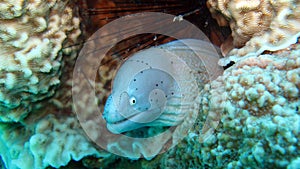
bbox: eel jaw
[105,107,162,134]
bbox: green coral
[0,114,107,169]
[145,46,300,169]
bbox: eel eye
[129,96,136,105]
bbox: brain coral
[153,44,300,169]
[0,0,81,122]
[207,0,300,65]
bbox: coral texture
[0,1,110,169]
[154,44,300,169]
[0,114,109,169]
[0,0,299,168]
[0,0,81,122]
[207,0,300,65]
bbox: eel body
[103,39,223,134]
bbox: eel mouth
[109,112,137,125]
[105,107,163,134]
[110,106,162,125]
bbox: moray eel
[103,39,223,134]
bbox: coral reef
[0,0,81,122]
[207,0,300,65]
[142,1,300,168]
[0,114,109,169]
[0,0,299,168]
[153,43,300,169]
[0,1,109,169]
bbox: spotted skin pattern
[127,68,179,112]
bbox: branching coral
[0,0,81,122]
[154,44,300,169]
[207,0,300,65]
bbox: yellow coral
[208,0,273,47]
[0,0,25,19]
[207,0,300,64]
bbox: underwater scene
[0,0,299,169]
